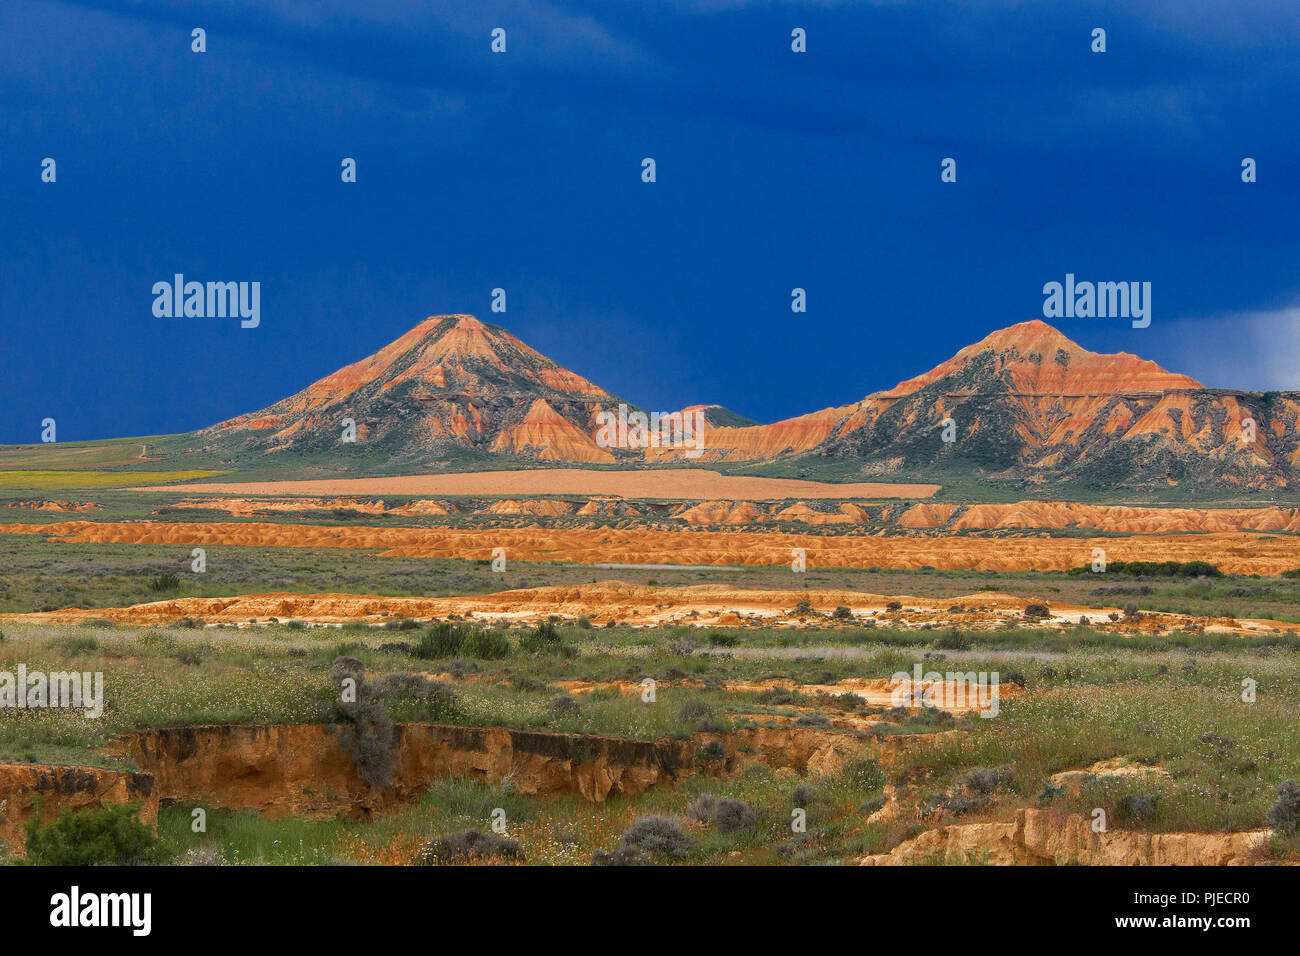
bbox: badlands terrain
[1,317,1298,866]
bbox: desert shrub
[148,572,180,593]
[171,646,207,666]
[1124,602,1140,619]
[445,659,479,678]
[1023,603,1050,619]
[1266,780,1300,834]
[958,765,1013,795]
[696,740,726,760]
[413,622,463,659]
[322,659,394,788]
[677,699,714,723]
[590,846,645,866]
[549,694,581,715]
[1116,793,1159,823]
[462,628,511,660]
[687,794,757,833]
[795,713,830,728]
[906,708,954,729]
[932,628,971,650]
[925,764,1013,816]
[25,802,164,866]
[831,605,853,621]
[1200,731,1235,753]
[615,816,692,860]
[774,832,821,862]
[885,601,903,612]
[419,828,523,863]
[791,784,820,807]
[668,635,698,655]
[52,634,98,655]
[518,620,562,654]
[925,793,989,817]
[1073,560,1223,578]
[1036,782,1063,806]
[375,672,461,723]
[756,687,796,706]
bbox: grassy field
[4,533,1300,623]
[2,614,1298,865]
[0,470,225,491]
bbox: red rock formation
[201,314,623,466]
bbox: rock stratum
[858,808,1270,866]
[166,314,1299,492]
[4,519,1298,576]
[194,314,625,467]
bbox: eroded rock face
[5,522,1297,579]
[0,764,158,855]
[107,722,879,819]
[201,314,620,466]
[859,808,1271,866]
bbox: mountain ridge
[182,314,1299,492]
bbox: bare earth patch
[133,468,939,501]
[4,580,1290,636]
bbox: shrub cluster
[412,622,511,660]
[419,828,523,863]
[25,802,164,866]
[592,816,692,865]
[686,793,757,833]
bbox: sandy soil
[5,519,1298,575]
[5,580,1289,635]
[133,468,939,501]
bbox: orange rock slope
[648,320,1300,491]
[204,314,621,464]
[153,493,1300,534]
[144,313,1300,488]
[3,519,1297,574]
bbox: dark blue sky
[3,0,1299,443]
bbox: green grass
[0,470,225,490]
[3,607,1299,863]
